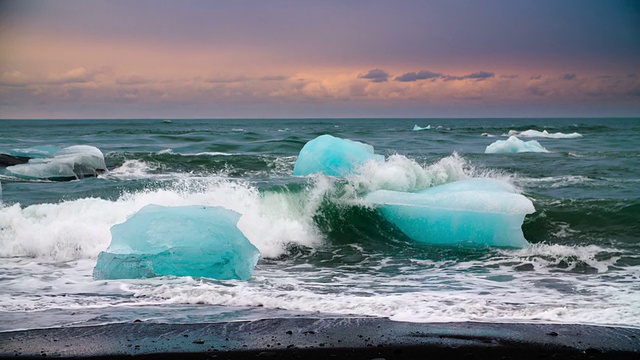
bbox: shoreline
[1,317,639,359]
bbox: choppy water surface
[1,118,638,331]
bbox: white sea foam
[346,152,472,194]
[518,175,596,189]
[106,159,157,179]
[0,176,323,261]
[112,247,639,327]
[496,243,621,273]
[2,149,638,329]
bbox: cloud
[205,75,249,83]
[359,69,389,83]
[46,67,99,85]
[500,74,519,79]
[443,71,494,81]
[527,85,548,96]
[116,75,153,85]
[395,70,442,82]
[1,67,110,87]
[562,73,577,80]
[259,75,288,81]
[530,75,542,80]
[0,70,31,87]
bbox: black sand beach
[1,317,639,359]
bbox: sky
[1,0,639,119]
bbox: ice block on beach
[93,205,260,280]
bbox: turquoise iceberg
[365,178,535,248]
[93,205,260,280]
[293,135,384,176]
[485,136,549,153]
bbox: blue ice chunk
[293,135,384,176]
[5,145,107,180]
[508,129,582,139]
[485,136,549,153]
[412,124,431,131]
[93,205,260,280]
[364,178,535,248]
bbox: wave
[523,197,640,245]
[105,151,298,179]
[113,240,639,326]
[0,177,325,261]
[3,146,635,266]
[0,152,483,262]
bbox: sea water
[0,118,639,331]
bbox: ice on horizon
[508,129,582,139]
[93,205,260,280]
[293,134,384,176]
[365,178,534,248]
[485,136,549,153]
[4,145,106,181]
[412,124,431,131]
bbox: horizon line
[2,116,639,121]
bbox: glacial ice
[293,134,384,176]
[508,129,582,139]
[412,124,431,131]
[5,145,107,180]
[365,178,535,248]
[485,136,549,153]
[93,205,260,280]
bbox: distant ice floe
[485,136,549,153]
[412,124,431,131]
[507,129,582,139]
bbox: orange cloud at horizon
[1,0,638,118]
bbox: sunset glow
[1,0,639,118]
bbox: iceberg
[412,124,431,131]
[365,178,535,248]
[4,145,106,181]
[485,136,549,153]
[293,134,384,176]
[507,129,582,139]
[93,205,260,280]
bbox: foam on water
[1,121,638,330]
[110,242,639,326]
[345,153,470,193]
[106,159,158,179]
[2,239,637,328]
[0,176,324,261]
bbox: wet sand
[1,317,639,359]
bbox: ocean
[1,118,639,332]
